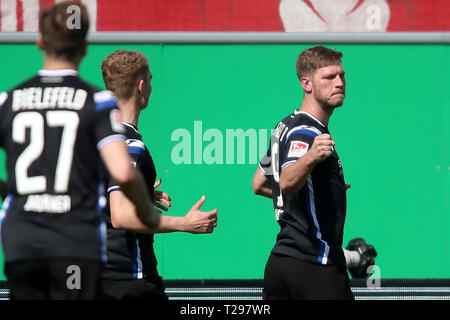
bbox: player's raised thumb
[191,195,206,211]
[153,178,162,188]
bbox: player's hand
[184,195,218,234]
[308,134,336,162]
[153,178,172,212]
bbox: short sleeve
[107,138,145,194]
[93,90,126,150]
[258,147,272,176]
[280,125,323,169]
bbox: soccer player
[0,1,159,300]
[253,46,354,300]
[100,50,218,300]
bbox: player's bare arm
[280,134,335,194]
[110,191,218,234]
[100,140,160,228]
[252,168,272,199]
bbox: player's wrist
[302,150,318,168]
[176,215,189,232]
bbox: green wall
[0,43,448,280]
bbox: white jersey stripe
[126,139,145,150]
[307,175,330,265]
[121,122,139,134]
[93,90,116,104]
[135,238,143,279]
[107,186,120,193]
[96,134,125,150]
[38,69,79,77]
[258,163,266,174]
[281,159,297,169]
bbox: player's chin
[329,96,345,108]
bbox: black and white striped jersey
[0,69,125,262]
[102,122,162,287]
[259,110,347,268]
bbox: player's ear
[138,79,144,94]
[301,76,312,94]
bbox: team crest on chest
[288,141,309,158]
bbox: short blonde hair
[101,50,149,100]
[296,46,343,80]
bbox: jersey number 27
[13,111,79,195]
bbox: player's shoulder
[5,74,41,92]
[277,110,326,146]
[125,136,146,158]
[0,75,39,109]
[121,122,141,139]
[91,89,118,112]
[121,123,146,157]
[286,110,325,136]
[73,77,118,112]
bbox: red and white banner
[1,0,449,32]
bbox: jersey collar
[121,121,139,134]
[38,69,79,77]
[294,109,327,128]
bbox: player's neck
[118,98,140,128]
[300,98,332,127]
[42,54,78,71]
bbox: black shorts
[4,258,101,300]
[101,278,168,300]
[263,253,354,300]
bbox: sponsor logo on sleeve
[287,141,309,158]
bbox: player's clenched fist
[309,134,335,162]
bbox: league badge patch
[288,141,308,158]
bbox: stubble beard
[315,93,345,111]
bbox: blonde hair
[101,50,149,100]
[296,46,343,80]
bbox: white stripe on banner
[81,0,97,32]
[1,0,17,31]
[22,0,39,32]
[306,175,330,265]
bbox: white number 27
[12,111,79,195]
